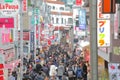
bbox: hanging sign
[97,0,110,47]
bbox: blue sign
[79,9,86,30]
[30,32,34,54]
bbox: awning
[54,26,71,31]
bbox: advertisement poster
[108,63,120,80]
[30,32,34,54]
[78,9,86,30]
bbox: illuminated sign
[97,0,110,47]
[0,0,20,16]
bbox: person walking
[57,62,64,80]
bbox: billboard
[78,9,86,30]
[0,0,20,16]
[97,0,110,47]
[0,18,14,28]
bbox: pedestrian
[8,71,16,80]
[76,65,83,80]
[49,63,58,80]
[57,62,64,80]
[82,61,87,80]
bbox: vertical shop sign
[22,0,27,13]
[79,9,86,30]
[30,32,34,54]
[97,0,110,47]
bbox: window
[52,17,54,23]
[76,20,79,27]
[64,19,66,24]
[68,18,73,24]
[56,18,59,24]
[53,6,55,10]
[61,18,63,24]
[60,7,64,10]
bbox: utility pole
[19,0,23,79]
[89,0,98,80]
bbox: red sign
[0,64,4,69]
[102,0,116,13]
[76,0,82,5]
[0,76,4,80]
[22,0,27,13]
[18,31,30,40]
[0,18,14,28]
[0,70,3,75]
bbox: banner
[79,9,86,30]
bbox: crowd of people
[8,43,90,80]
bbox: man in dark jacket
[82,62,87,80]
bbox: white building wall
[46,2,72,27]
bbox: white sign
[97,0,110,47]
[97,20,110,47]
[0,0,20,16]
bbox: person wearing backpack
[76,65,83,80]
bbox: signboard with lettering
[0,0,20,16]
[0,18,14,28]
[97,0,110,47]
[30,32,34,54]
[79,9,86,30]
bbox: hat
[36,59,40,63]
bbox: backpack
[34,74,44,80]
[76,68,83,78]
[29,70,37,79]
